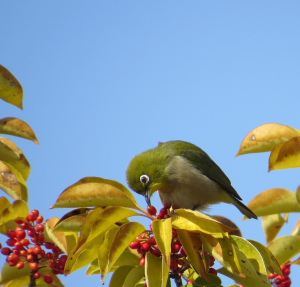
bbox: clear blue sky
[1,1,300,286]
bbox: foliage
[0,65,299,287]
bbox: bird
[126,140,257,219]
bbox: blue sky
[1,1,300,286]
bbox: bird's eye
[140,175,150,185]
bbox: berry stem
[28,271,37,287]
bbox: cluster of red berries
[0,209,67,284]
[130,205,217,286]
[268,262,291,287]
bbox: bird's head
[126,145,171,206]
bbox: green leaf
[123,265,144,287]
[194,273,222,286]
[109,265,135,287]
[0,117,39,144]
[114,251,140,267]
[51,177,143,211]
[267,235,300,265]
[0,64,23,109]
[291,218,300,236]
[262,214,287,243]
[244,188,300,219]
[152,218,172,267]
[172,209,237,235]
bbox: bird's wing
[181,149,242,200]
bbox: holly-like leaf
[248,240,281,275]
[0,117,39,144]
[269,136,300,171]
[236,123,300,156]
[0,199,28,226]
[177,229,208,280]
[171,209,237,235]
[152,218,172,267]
[0,64,23,109]
[0,137,30,181]
[267,235,300,266]
[51,177,143,211]
[244,188,300,219]
[122,265,145,287]
[262,214,287,243]
[109,266,136,287]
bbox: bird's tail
[233,198,257,219]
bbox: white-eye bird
[126,141,257,219]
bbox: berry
[29,262,38,271]
[171,242,181,253]
[155,215,162,220]
[147,236,156,245]
[7,229,16,239]
[208,268,217,275]
[163,202,171,209]
[14,219,24,224]
[36,224,44,232]
[14,241,23,250]
[20,222,30,230]
[20,250,27,257]
[44,275,53,284]
[45,242,55,249]
[129,241,140,249]
[12,249,20,255]
[36,216,44,223]
[34,246,42,254]
[7,254,19,265]
[52,245,61,253]
[34,272,41,279]
[170,260,178,270]
[150,249,161,257]
[146,205,157,216]
[15,229,26,240]
[1,247,11,255]
[172,229,178,239]
[26,254,34,262]
[16,261,24,269]
[140,257,145,265]
[140,242,151,253]
[6,238,16,247]
[37,233,45,242]
[27,229,36,238]
[180,247,186,256]
[209,256,215,267]
[187,281,194,285]
[159,207,168,217]
[177,259,185,266]
[58,255,68,267]
[20,238,30,246]
[46,252,54,259]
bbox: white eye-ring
[140,175,150,185]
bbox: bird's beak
[145,189,151,207]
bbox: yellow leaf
[0,117,39,144]
[152,218,172,267]
[44,217,68,254]
[0,64,23,109]
[0,137,30,181]
[236,123,300,156]
[267,235,300,266]
[53,209,89,232]
[114,251,140,267]
[0,200,28,225]
[109,265,135,287]
[51,177,143,211]
[269,136,300,171]
[145,252,169,287]
[245,188,300,218]
[171,209,237,235]
[123,265,145,287]
[291,218,300,236]
[262,214,286,243]
[248,240,281,275]
[210,215,242,237]
[177,229,208,280]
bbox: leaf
[114,251,141,267]
[0,137,30,181]
[210,215,242,237]
[109,265,135,287]
[123,265,145,287]
[0,117,39,144]
[171,209,237,236]
[291,218,300,236]
[0,161,28,202]
[105,222,145,282]
[152,218,172,267]
[248,240,281,275]
[145,252,169,287]
[0,64,23,109]
[44,217,68,254]
[177,229,208,280]
[244,188,300,219]
[0,200,28,226]
[53,209,89,232]
[236,123,300,156]
[269,136,300,171]
[261,214,286,243]
[194,274,222,286]
[51,177,143,211]
[267,235,300,266]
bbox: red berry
[36,224,44,232]
[164,214,170,219]
[187,281,194,285]
[7,229,16,239]
[155,215,162,220]
[150,249,161,257]
[140,242,151,253]
[20,239,29,246]
[46,252,53,259]
[208,268,217,275]
[172,229,178,239]
[16,230,26,240]
[40,250,46,257]
[16,261,24,269]
[27,229,36,237]
[20,250,27,257]
[52,269,59,275]
[31,209,39,217]
[140,257,145,266]
[177,259,185,266]
[52,245,61,253]
[27,248,34,254]
[282,268,290,276]
[159,207,168,217]
[34,246,42,254]
[20,222,30,230]
[170,260,178,270]
[34,272,41,279]
[7,254,19,265]
[58,255,68,267]
[163,202,171,209]
[137,234,145,239]
[209,256,215,267]
[147,205,157,216]
[1,247,11,255]
[14,241,23,250]
[26,254,34,262]
[29,262,38,271]
[148,236,156,245]
[45,242,55,249]
[12,249,20,255]
[180,247,186,257]
[44,275,53,284]
[37,233,45,242]
[129,241,140,249]
[14,219,24,224]
[171,242,181,253]
[36,216,44,223]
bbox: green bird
[126,141,257,219]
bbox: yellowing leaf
[0,64,23,109]
[245,188,300,218]
[114,251,140,267]
[194,274,222,286]
[0,197,11,214]
[145,252,169,287]
[248,240,281,275]
[210,215,242,237]
[171,209,237,235]
[0,137,30,181]
[109,265,135,287]
[269,136,300,171]
[267,235,300,266]
[0,117,39,144]
[177,229,207,280]
[236,123,300,156]
[152,218,172,267]
[0,200,28,225]
[291,218,300,236]
[51,177,143,211]
[123,265,144,287]
[262,214,286,243]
